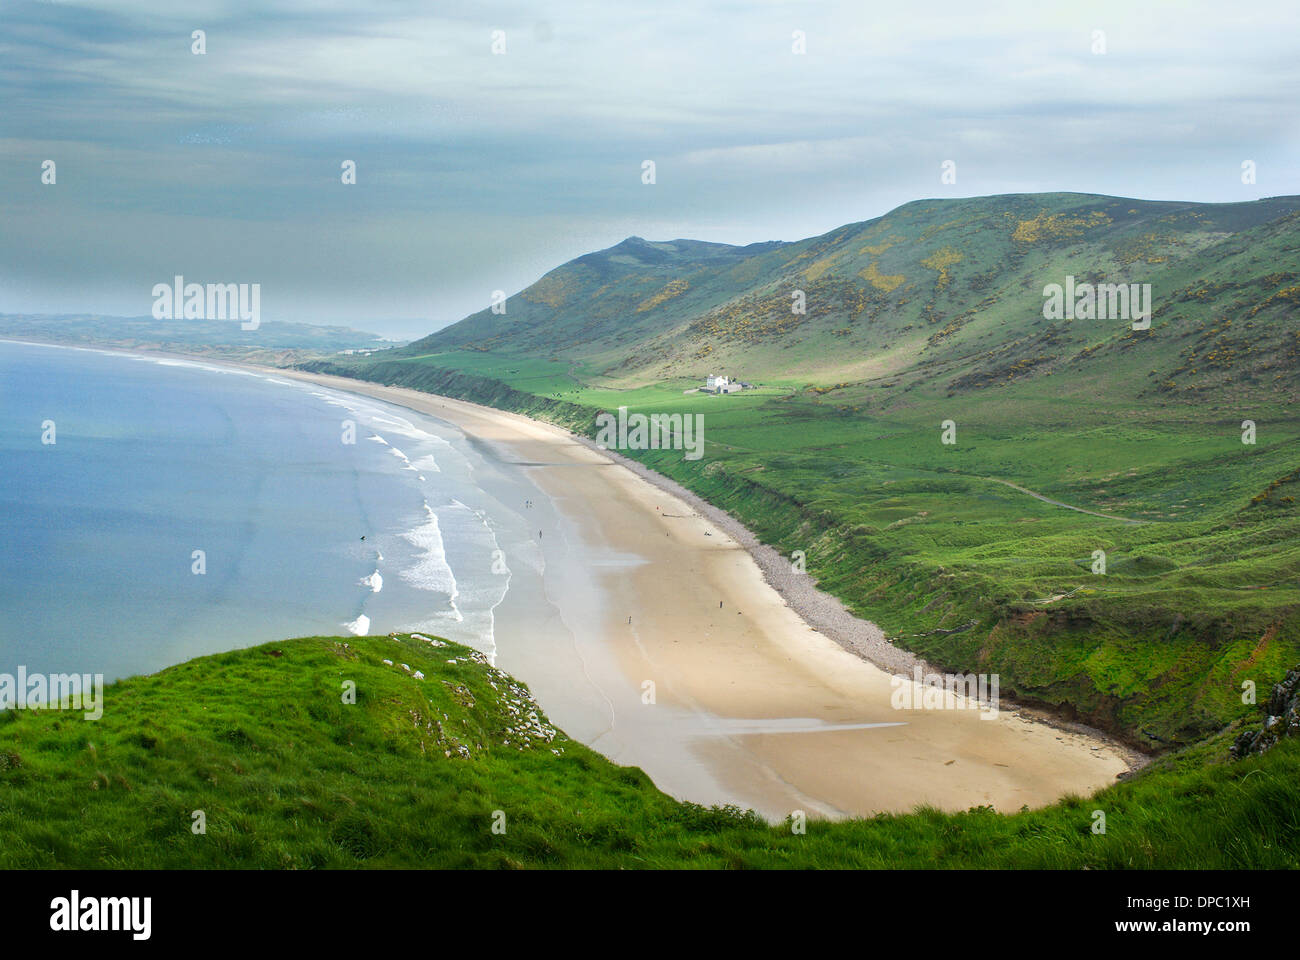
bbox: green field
[1,634,1295,869]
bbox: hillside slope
[407,192,1300,396]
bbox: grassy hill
[404,192,1300,394]
[299,192,1300,751]
[0,633,1295,869]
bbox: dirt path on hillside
[983,477,1147,524]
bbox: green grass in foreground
[0,634,1295,869]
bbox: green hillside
[1,634,1295,869]
[300,192,1300,751]
[405,192,1300,394]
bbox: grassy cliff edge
[0,633,1295,869]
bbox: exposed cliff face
[1232,665,1300,758]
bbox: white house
[705,374,747,394]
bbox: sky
[2,0,1298,340]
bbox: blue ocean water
[0,341,541,681]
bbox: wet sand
[260,368,1134,821]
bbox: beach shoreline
[252,365,1148,793]
[5,338,1146,817]
[562,425,1150,769]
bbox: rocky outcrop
[1231,665,1300,759]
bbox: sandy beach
[252,365,1137,821]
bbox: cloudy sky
[2,0,1298,339]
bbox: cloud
[1,0,1298,338]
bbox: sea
[0,340,547,681]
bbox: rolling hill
[406,192,1300,399]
